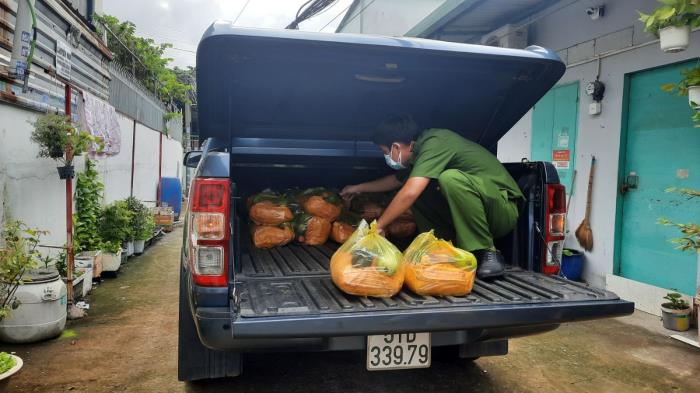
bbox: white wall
[0,104,183,251]
[496,0,700,288]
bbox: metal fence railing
[107,62,170,133]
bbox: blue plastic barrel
[561,252,584,281]
[159,177,182,218]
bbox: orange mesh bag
[294,213,332,245]
[330,212,361,244]
[403,231,477,297]
[248,191,294,225]
[349,194,387,222]
[299,188,342,221]
[251,224,294,249]
[330,220,404,298]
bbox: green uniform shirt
[399,128,524,201]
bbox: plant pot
[126,241,134,257]
[134,239,146,254]
[75,250,103,280]
[561,250,584,281]
[661,303,691,331]
[101,249,122,272]
[688,85,700,109]
[56,165,75,180]
[0,354,24,392]
[659,26,690,53]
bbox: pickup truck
[178,22,634,381]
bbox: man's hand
[340,184,362,201]
[377,177,430,230]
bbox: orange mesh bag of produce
[387,210,417,238]
[294,213,332,245]
[251,224,294,249]
[349,194,386,222]
[299,188,342,221]
[248,190,294,225]
[331,212,361,244]
[403,231,477,297]
[330,220,404,298]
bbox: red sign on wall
[552,149,570,161]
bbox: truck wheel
[178,268,242,381]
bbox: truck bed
[236,240,623,319]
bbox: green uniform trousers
[411,169,520,252]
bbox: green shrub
[74,159,104,252]
[124,197,150,241]
[638,0,700,36]
[0,352,16,374]
[29,114,100,165]
[99,201,132,252]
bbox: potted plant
[135,214,155,255]
[638,0,700,53]
[124,197,148,256]
[661,291,692,331]
[661,66,700,109]
[74,159,104,280]
[1,220,43,322]
[0,352,23,392]
[98,201,132,273]
[29,113,99,179]
[561,249,584,281]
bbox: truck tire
[178,267,242,381]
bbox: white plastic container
[75,250,102,279]
[134,239,146,254]
[102,249,122,272]
[0,268,67,343]
[688,85,700,109]
[74,267,93,297]
[659,26,690,53]
[126,241,135,257]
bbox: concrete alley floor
[3,227,700,393]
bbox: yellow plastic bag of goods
[251,224,294,249]
[330,220,404,298]
[248,190,294,225]
[403,231,477,297]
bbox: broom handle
[584,156,596,221]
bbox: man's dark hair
[373,114,420,146]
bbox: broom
[576,156,596,251]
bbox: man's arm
[377,177,430,232]
[340,174,402,199]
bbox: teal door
[531,82,579,192]
[618,61,700,295]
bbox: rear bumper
[194,299,634,350]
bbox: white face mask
[384,144,406,170]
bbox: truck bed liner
[236,242,621,318]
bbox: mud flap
[178,268,242,381]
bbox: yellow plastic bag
[403,231,477,296]
[330,220,404,298]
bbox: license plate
[366,333,431,370]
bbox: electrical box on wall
[589,102,602,115]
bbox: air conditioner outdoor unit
[480,24,529,49]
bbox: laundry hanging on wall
[78,90,121,156]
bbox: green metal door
[618,61,700,295]
[531,82,579,191]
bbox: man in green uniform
[341,114,523,278]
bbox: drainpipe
[64,84,75,308]
[158,132,163,206]
[9,0,37,91]
[130,120,136,196]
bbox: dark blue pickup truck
[178,22,634,381]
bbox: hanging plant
[638,0,700,53]
[29,113,103,179]
[661,66,700,110]
[74,159,104,253]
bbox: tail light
[543,183,566,275]
[188,178,230,286]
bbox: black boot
[474,249,506,279]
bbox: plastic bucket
[661,306,691,332]
[561,253,584,281]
